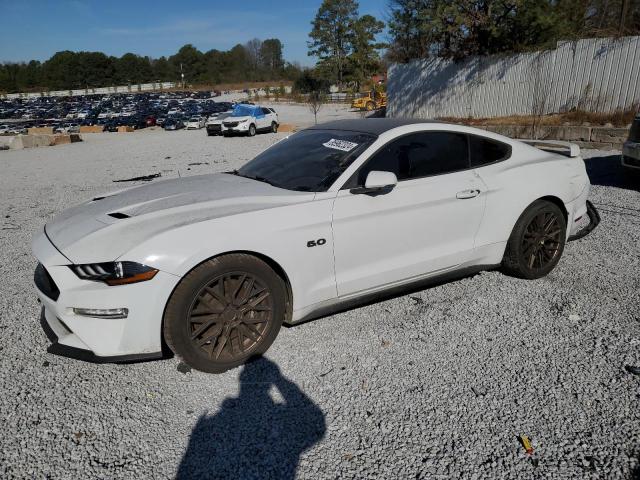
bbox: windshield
[236,129,376,192]
[231,105,255,117]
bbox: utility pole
[180,63,185,89]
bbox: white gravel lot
[0,112,639,479]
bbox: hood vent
[107,212,130,219]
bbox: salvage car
[163,118,185,131]
[186,116,206,130]
[205,112,232,136]
[32,119,598,373]
[221,104,278,136]
[622,113,640,170]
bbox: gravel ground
[0,116,639,479]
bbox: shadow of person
[176,358,326,480]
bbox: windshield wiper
[247,175,279,187]
[227,170,279,188]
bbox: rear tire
[163,254,286,373]
[271,122,278,133]
[502,200,567,279]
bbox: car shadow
[584,154,640,192]
[176,357,326,480]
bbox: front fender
[120,199,337,314]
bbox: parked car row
[0,91,234,134]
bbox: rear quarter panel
[474,142,588,247]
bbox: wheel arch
[161,249,294,352]
[536,195,569,225]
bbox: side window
[353,131,469,186]
[261,107,271,115]
[469,135,511,166]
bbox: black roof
[308,118,442,135]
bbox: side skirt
[286,264,499,326]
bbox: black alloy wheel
[502,200,567,279]
[521,210,563,270]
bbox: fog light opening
[73,307,129,319]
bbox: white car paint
[185,117,206,129]
[220,106,278,135]
[32,120,591,360]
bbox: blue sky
[0,0,390,66]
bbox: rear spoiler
[519,139,581,158]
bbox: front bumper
[221,121,250,133]
[32,229,180,362]
[622,141,640,169]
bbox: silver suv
[622,114,640,170]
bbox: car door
[331,131,486,297]
[260,107,272,129]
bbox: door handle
[456,189,481,199]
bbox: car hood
[45,173,314,264]
[224,116,251,122]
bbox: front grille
[223,121,239,128]
[34,263,60,301]
[623,155,640,167]
[207,124,221,131]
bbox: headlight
[69,261,158,285]
[239,119,248,123]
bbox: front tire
[502,200,567,279]
[248,124,256,137]
[163,254,286,373]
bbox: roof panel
[308,118,442,135]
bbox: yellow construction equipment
[351,90,387,111]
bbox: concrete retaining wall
[27,127,54,135]
[79,125,104,133]
[4,134,82,150]
[481,125,628,150]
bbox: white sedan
[185,117,205,129]
[32,119,598,373]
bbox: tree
[260,39,284,73]
[308,90,326,124]
[293,69,330,94]
[308,0,360,89]
[245,38,263,77]
[387,0,640,62]
[0,37,302,93]
[169,44,205,84]
[348,14,385,90]
[386,0,435,63]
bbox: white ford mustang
[32,119,599,373]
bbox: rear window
[629,117,640,142]
[469,135,511,166]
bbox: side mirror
[350,171,398,195]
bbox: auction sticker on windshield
[323,139,359,152]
